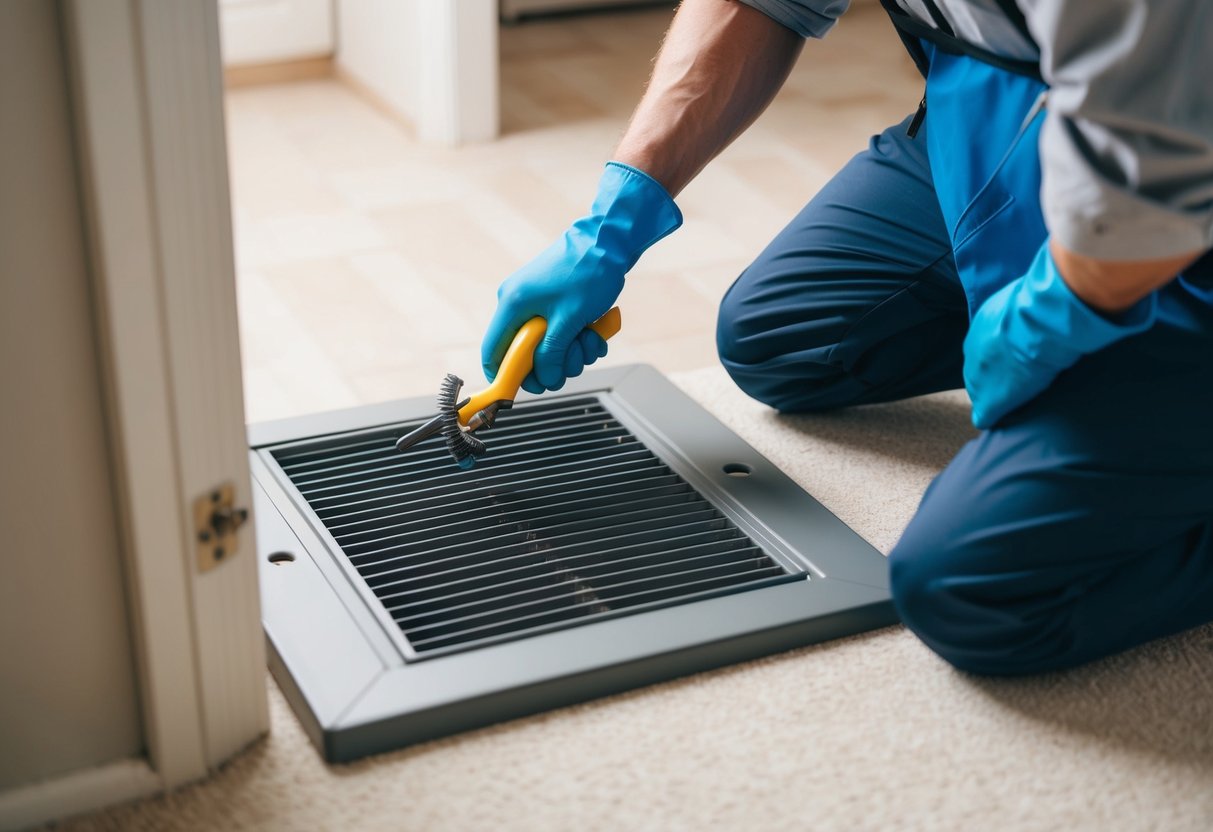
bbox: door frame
[66,0,269,782]
[0,2,269,827]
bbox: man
[480,0,1213,675]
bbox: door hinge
[195,482,249,572]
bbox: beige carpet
[52,367,1213,831]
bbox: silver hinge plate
[195,482,248,572]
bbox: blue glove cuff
[1008,242,1157,368]
[574,161,683,272]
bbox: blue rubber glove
[482,161,682,393]
[964,242,1157,429]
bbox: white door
[218,0,334,66]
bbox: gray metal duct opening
[251,365,894,762]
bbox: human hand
[481,162,681,394]
[964,243,1157,429]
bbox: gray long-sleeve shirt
[739,0,1213,262]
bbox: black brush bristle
[436,374,486,469]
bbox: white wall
[218,0,334,67]
[0,0,143,790]
[335,0,423,122]
[336,0,499,145]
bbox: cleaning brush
[436,374,486,469]
[394,308,622,468]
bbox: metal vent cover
[271,396,799,658]
[251,365,894,762]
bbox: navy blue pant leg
[890,269,1213,676]
[720,116,1213,675]
[716,114,969,413]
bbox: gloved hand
[481,161,682,393]
[964,242,1157,429]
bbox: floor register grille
[250,365,894,761]
[271,396,796,657]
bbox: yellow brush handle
[459,307,622,426]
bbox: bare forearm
[614,0,803,196]
[1052,240,1204,316]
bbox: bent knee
[716,270,852,413]
[888,539,1080,677]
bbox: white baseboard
[0,757,161,831]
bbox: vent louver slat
[271,395,798,658]
[327,479,694,541]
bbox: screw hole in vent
[268,551,296,565]
[723,463,752,478]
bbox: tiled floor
[226,2,920,423]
